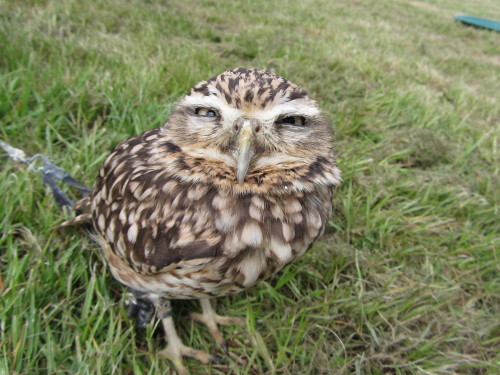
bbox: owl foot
[159,341,217,375]
[190,298,245,355]
[151,296,218,374]
[160,308,218,375]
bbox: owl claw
[190,298,244,356]
[158,302,220,375]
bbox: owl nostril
[233,124,240,132]
[254,125,261,133]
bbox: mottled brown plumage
[89,68,341,374]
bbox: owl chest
[193,189,330,288]
[97,170,330,295]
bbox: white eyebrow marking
[255,102,320,122]
[181,92,319,127]
[181,94,242,129]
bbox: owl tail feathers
[55,196,92,229]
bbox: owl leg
[153,297,217,375]
[190,298,245,354]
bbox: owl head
[161,68,340,194]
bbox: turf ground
[1,0,499,374]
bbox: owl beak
[236,123,253,184]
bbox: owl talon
[159,344,216,365]
[159,326,219,375]
[190,299,244,354]
[153,298,219,374]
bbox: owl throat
[115,127,340,196]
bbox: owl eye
[276,115,306,126]
[195,108,219,118]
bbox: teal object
[455,15,500,32]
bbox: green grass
[1,0,499,374]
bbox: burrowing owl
[89,68,341,374]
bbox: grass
[1,0,499,373]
